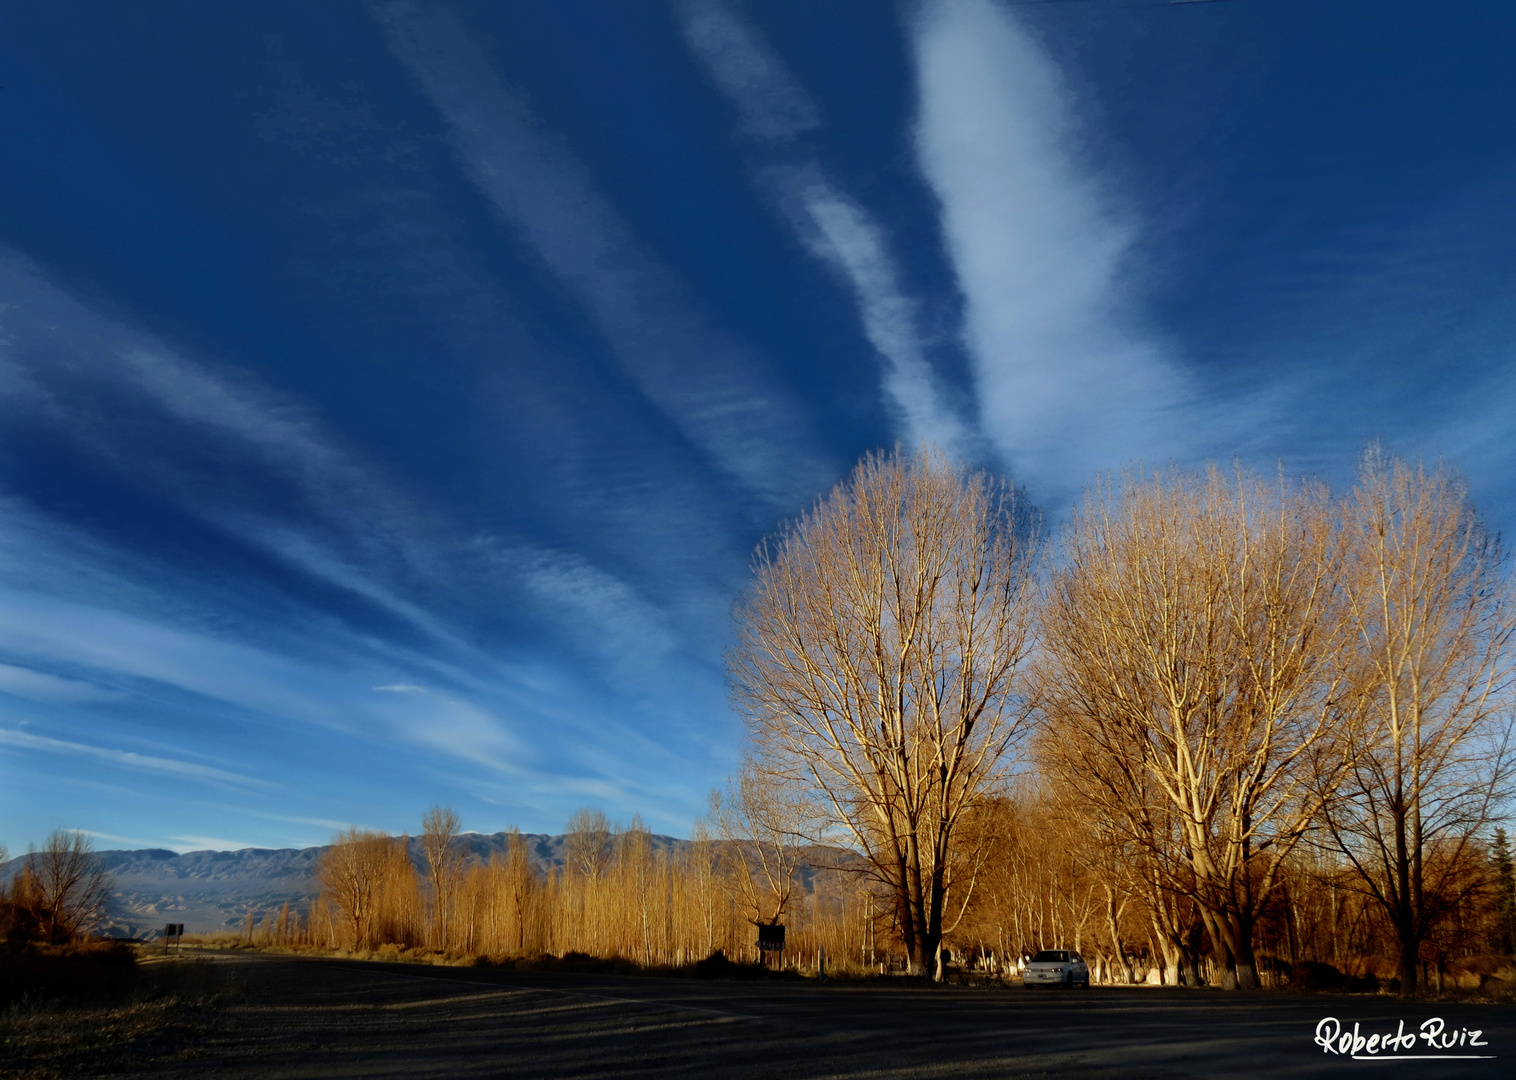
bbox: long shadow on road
[131,952,1512,1080]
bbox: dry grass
[1418,975,1516,1005]
[193,940,817,981]
[0,997,219,1079]
[0,944,235,1079]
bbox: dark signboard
[757,923,786,952]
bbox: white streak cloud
[0,663,121,705]
[676,0,818,141]
[912,0,1192,499]
[72,829,144,846]
[0,250,688,701]
[789,177,969,452]
[167,835,261,853]
[677,1,968,454]
[0,727,271,789]
[373,1,829,508]
[367,682,525,775]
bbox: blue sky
[3,0,1515,854]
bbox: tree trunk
[1182,920,1207,987]
[1229,911,1261,990]
[1104,885,1133,983]
[1396,919,1420,997]
[1159,939,1180,986]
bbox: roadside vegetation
[726,446,1515,995]
[0,833,233,1079]
[8,446,1515,1004]
[284,447,1515,998]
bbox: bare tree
[564,808,613,881]
[1320,451,1514,995]
[1038,465,1357,989]
[318,828,399,949]
[618,814,659,965]
[709,764,807,933]
[27,830,111,944]
[731,447,1038,977]
[504,827,537,955]
[687,820,721,957]
[420,805,464,951]
[563,807,616,953]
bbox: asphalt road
[124,952,1515,1079]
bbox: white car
[1023,948,1090,988]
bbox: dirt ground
[58,952,1516,1079]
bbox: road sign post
[757,923,785,968]
[1417,940,1441,993]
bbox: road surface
[118,952,1514,1079]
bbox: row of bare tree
[308,806,882,970]
[299,446,1509,995]
[956,790,1515,989]
[299,792,1514,991]
[727,446,1514,992]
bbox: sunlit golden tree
[1038,465,1357,989]
[420,805,464,951]
[730,447,1038,978]
[1321,451,1514,995]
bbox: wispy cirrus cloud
[166,835,262,853]
[0,536,645,787]
[676,0,970,455]
[0,249,723,812]
[911,0,1194,502]
[785,177,972,454]
[368,682,525,775]
[0,727,271,789]
[0,250,460,639]
[0,527,710,827]
[675,0,818,143]
[59,829,147,849]
[0,247,692,673]
[243,49,755,620]
[0,662,121,705]
[373,0,832,511]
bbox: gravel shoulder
[107,952,1515,1080]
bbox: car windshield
[1031,950,1070,963]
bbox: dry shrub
[0,944,234,1079]
[0,941,139,1008]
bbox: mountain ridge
[0,831,688,937]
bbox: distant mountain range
[0,831,688,937]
